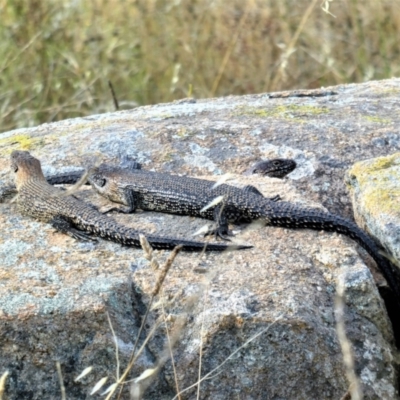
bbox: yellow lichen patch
[360,186,400,217]
[175,127,190,138]
[371,87,400,97]
[144,113,174,120]
[235,104,328,120]
[347,153,400,216]
[363,115,392,124]
[0,133,45,155]
[161,152,175,162]
[349,153,400,181]
[275,104,328,116]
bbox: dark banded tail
[263,203,400,305]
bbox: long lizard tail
[262,202,400,304]
[105,230,252,251]
[81,217,252,252]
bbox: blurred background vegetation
[1,0,400,133]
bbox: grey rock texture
[1,79,400,399]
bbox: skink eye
[92,176,106,187]
[13,165,18,173]
[98,178,106,187]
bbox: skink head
[89,164,128,205]
[10,150,46,189]
[244,158,297,178]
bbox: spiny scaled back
[9,150,250,252]
[89,161,400,305]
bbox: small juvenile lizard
[8,151,250,252]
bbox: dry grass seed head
[152,245,183,296]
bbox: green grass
[1,0,400,133]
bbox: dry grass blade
[140,234,159,270]
[270,0,320,91]
[53,164,100,198]
[210,0,252,96]
[200,195,224,213]
[379,249,400,269]
[129,291,195,399]
[74,366,93,382]
[0,186,18,203]
[110,320,163,400]
[321,0,336,18]
[133,368,158,383]
[192,224,211,237]
[56,362,66,400]
[340,389,351,400]
[106,241,179,400]
[90,377,108,395]
[0,371,9,400]
[0,31,42,74]
[211,174,236,189]
[2,1,400,133]
[152,245,182,296]
[196,282,210,400]
[9,197,19,206]
[108,80,120,110]
[55,171,90,197]
[160,301,183,400]
[334,274,363,400]
[101,382,118,396]
[107,311,120,381]
[139,234,153,259]
[172,315,283,400]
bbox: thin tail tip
[237,243,253,250]
[195,242,253,251]
[223,243,253,251]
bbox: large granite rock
[346,153,400,270]
[1,79,400,399]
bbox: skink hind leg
[268,194,282,202]
[243,184,264,196]
[242,185,281,202]
[50,215,97,242]
[120,156,142,171]
[0,185,18,202]
[203,206,232,241]
[101,205,133,214]
[205,227,232,241]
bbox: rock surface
[346,153,400,266]
[1,79,400,399]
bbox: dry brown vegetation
[1,0,400,133]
